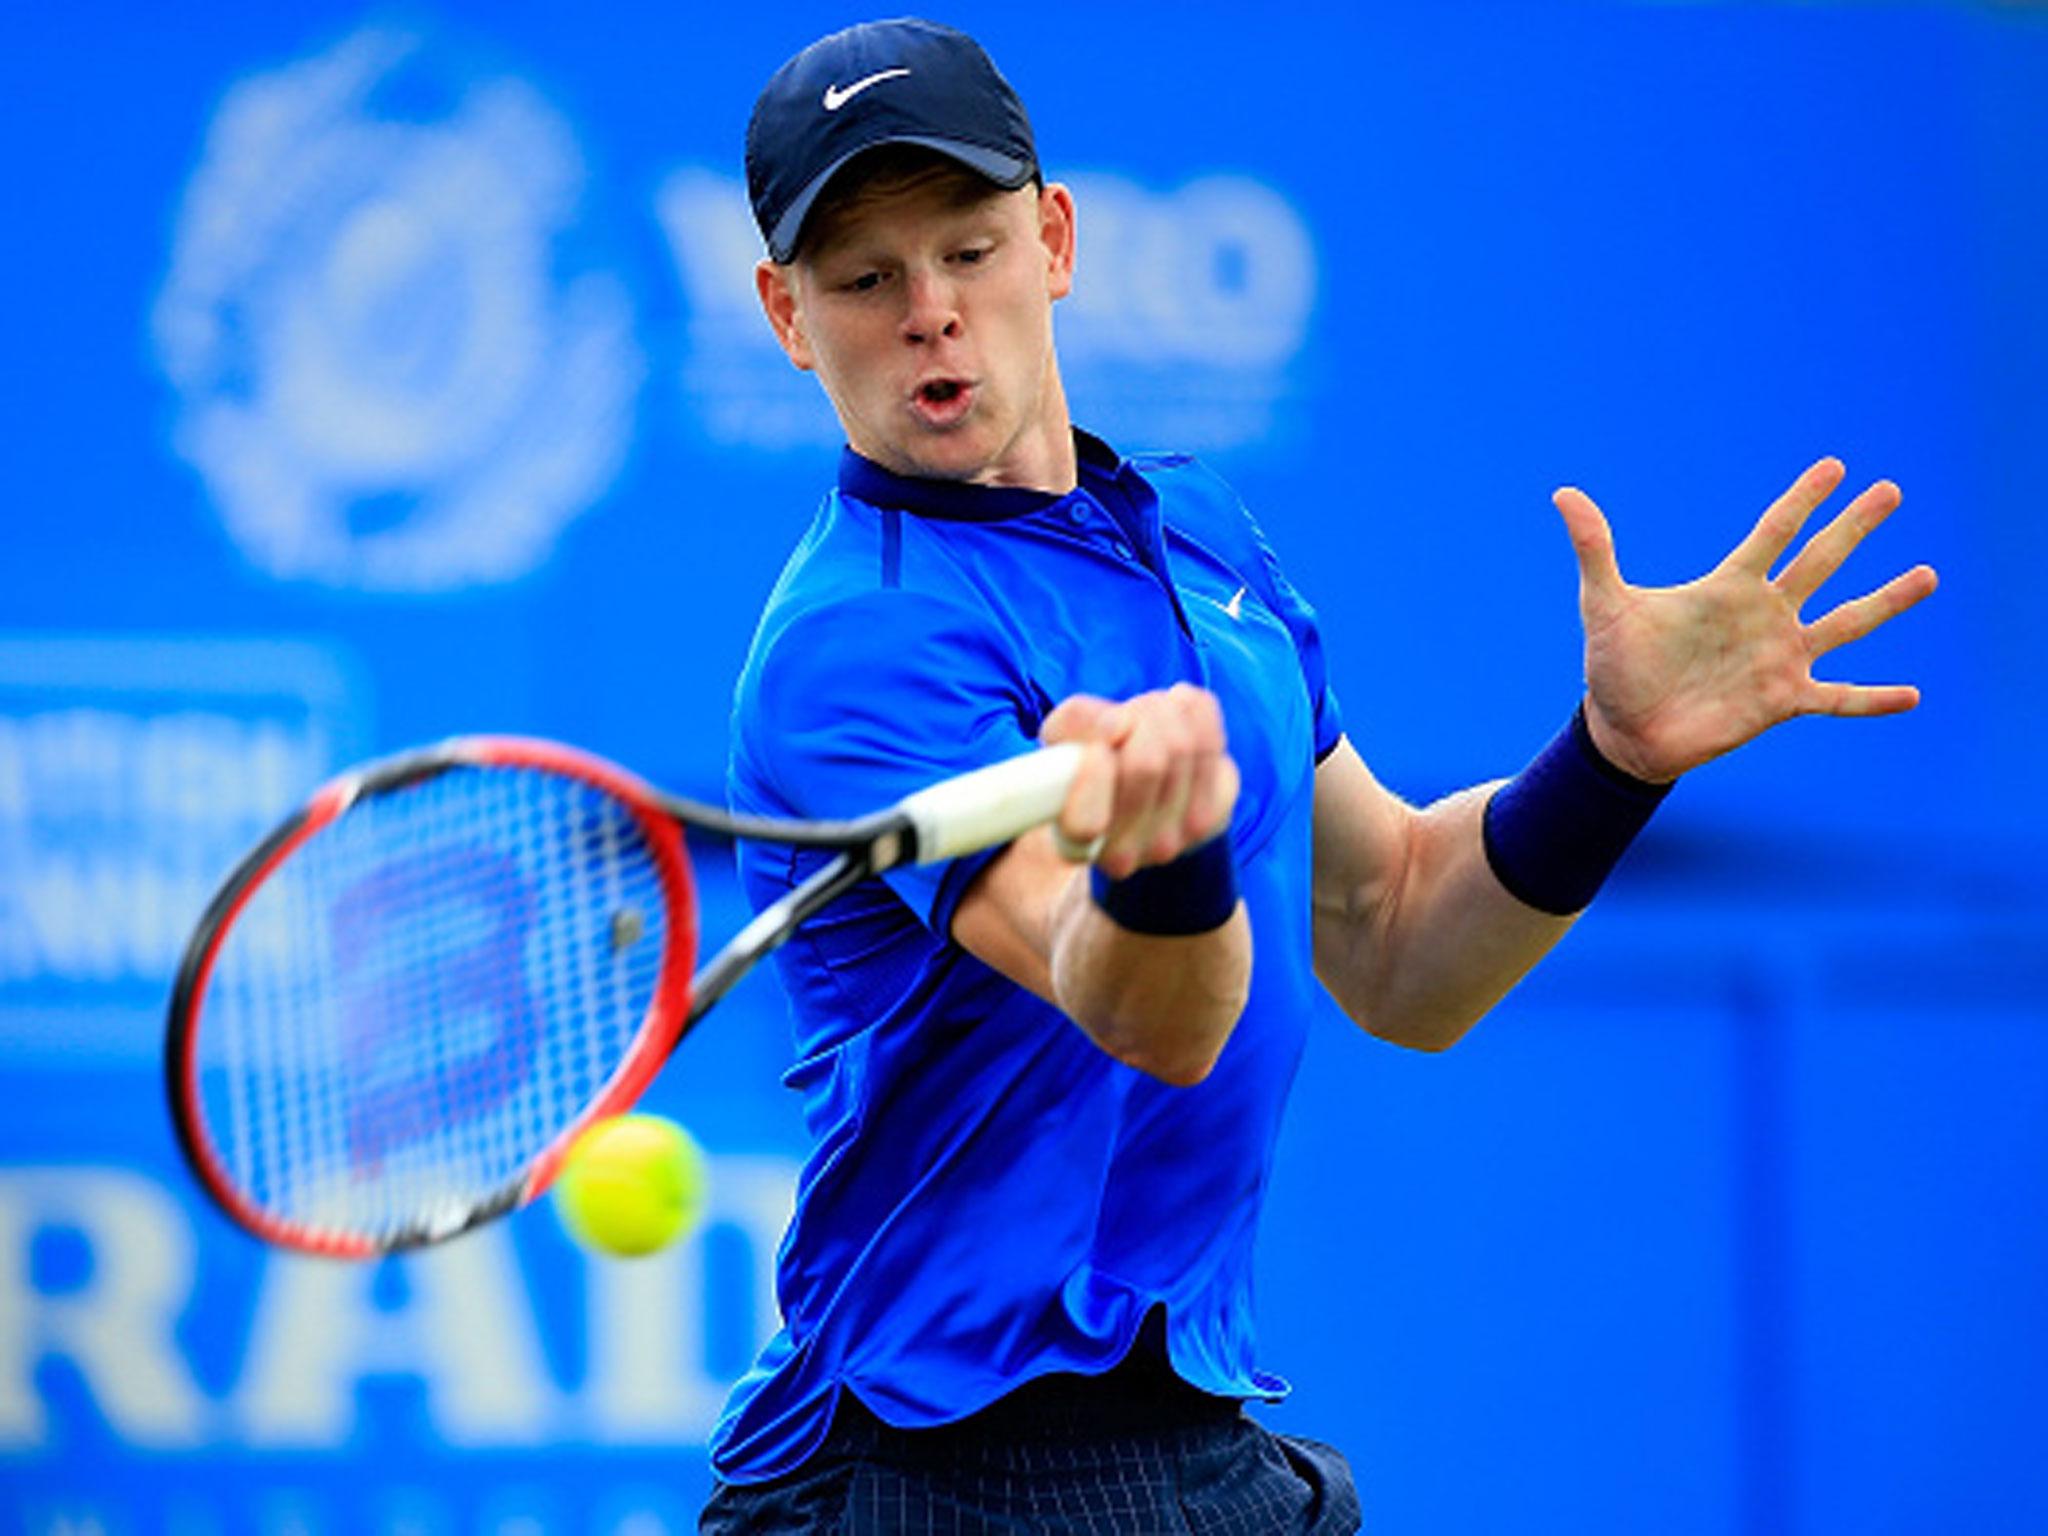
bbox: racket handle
[900,744,1084,863]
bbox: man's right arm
[948,685,1251,1087]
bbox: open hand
[1555,458,1939,783]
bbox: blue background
[4,3,2044,1533]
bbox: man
[706,19,1936,1532]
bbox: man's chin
[848,410,1056,489]
[877,431,999,484]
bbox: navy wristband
[1089,833,1240,936]
[1482,706,1673,916]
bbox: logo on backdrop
[153,28,642,593]
[655,168,1317,454]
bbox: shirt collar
[837,430,1130,523]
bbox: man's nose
[901,269,962,345]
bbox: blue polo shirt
[714,430,1344,1483]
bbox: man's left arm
[1311,740,1571,1051]
[1312,457,1938,1052]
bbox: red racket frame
[164,737,699,1257]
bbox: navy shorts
[701,1356,1362,1534]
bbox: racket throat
[683,847,875,1026]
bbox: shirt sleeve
[736,586,1041,936]
[1223,486,1346,763]
[1258,537,1345,763]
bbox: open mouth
[910,377,975,427]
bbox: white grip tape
[899,744,1083,864]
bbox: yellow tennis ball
[552,1113,709,1258]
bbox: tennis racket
[164,735,1079,1258]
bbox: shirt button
[1067,503,1089,525]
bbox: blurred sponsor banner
[1,1150,794,1533]
[0,637,366,1065]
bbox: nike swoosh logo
[1205,585,1248,621]
[822,68,911,111]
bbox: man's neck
[974,371,1077,494]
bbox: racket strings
[197,765,675,1244]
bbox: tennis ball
[552,1113,709,1258]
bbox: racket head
[165,737,698,1257]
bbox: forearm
[1314,784,1572,1052]
[954,825,1252,1086]
[952,685,1251,1084]
[1049,872,1251,1086]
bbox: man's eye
[954,246,989,265]
[844,272,885,293]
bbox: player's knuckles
[1104,788,1175,867]
[1132,706,1205,767]
[1062,743,1117,837]
[1099,693,1227,860]
[1097,826,1149,879]
[1133,683,1216,731]
[1106,774,1196,869]
[1163,702,1228,768]
[1174,684,1227,740]
[1197,755,1242,837]
[1157,683,1224,735]
[1145,770,1195,859]
[1039,693,1115,744]
[1145,824,1189,866]
[1180,770,1224,841]
[1111,734,1174,800]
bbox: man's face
[757,172,1077,489]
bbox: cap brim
[767,136,1035,263]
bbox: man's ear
[1039,183,1077,303]
[756,259,816,372]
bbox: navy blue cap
[746,19,1038,263]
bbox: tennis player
[706,19,1936,1532]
